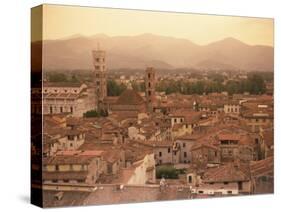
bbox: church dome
[116,89,145,105]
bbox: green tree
[156,166,179,179]
[83,109,108,118]
[246,74,266,94]
[107,80,126,96]
[83,110,99,117]
[48,73,68,82]
[70,74,79,83]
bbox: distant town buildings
[41,47,274,206]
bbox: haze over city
[32,5,273,46]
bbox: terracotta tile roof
[43,184,191,207]
[169,110,202,124]
[203,163,251,183]
[262,128,274,147]
[65,129,83,136]
[43,190,91,207]
[123,141,154,161]
[191,142,218,151]
[176,133,203,140]
[43,150,103,165]
[66,117,82,126]
[217,132,240,141]
[101,150,122,164]
[43,171,88,181]
[136,140,173,147]
[250,157,274,177]
[116,89,145,105]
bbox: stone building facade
[42,82,96,117]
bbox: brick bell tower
[145,67,156,112]
[92,46,107,108]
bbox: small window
[168,148,170,153]
[183,143,186,148]
[224,182,229,185]
[188,176,192,183]
[159,152,162,157]
[238,181,243,190]
[227,191,232,194]
[55,165,59,171]
[68,135,74,140]
[184,152,187,157]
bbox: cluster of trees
[47,72,79,83]
[107,80,127,96]
[107,80,145,96]
[156,165,186,179]
[131,81,145,92]
[156,74,266,95]
[83,109,108,118]
[46,71,269,96]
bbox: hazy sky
[37,4,273,46]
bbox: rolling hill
[35,33,273,71]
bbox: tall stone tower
[145,67,156,112]
[92,48,107,107]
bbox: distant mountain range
[34,33,274,71]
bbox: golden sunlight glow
[38,4,273,46]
